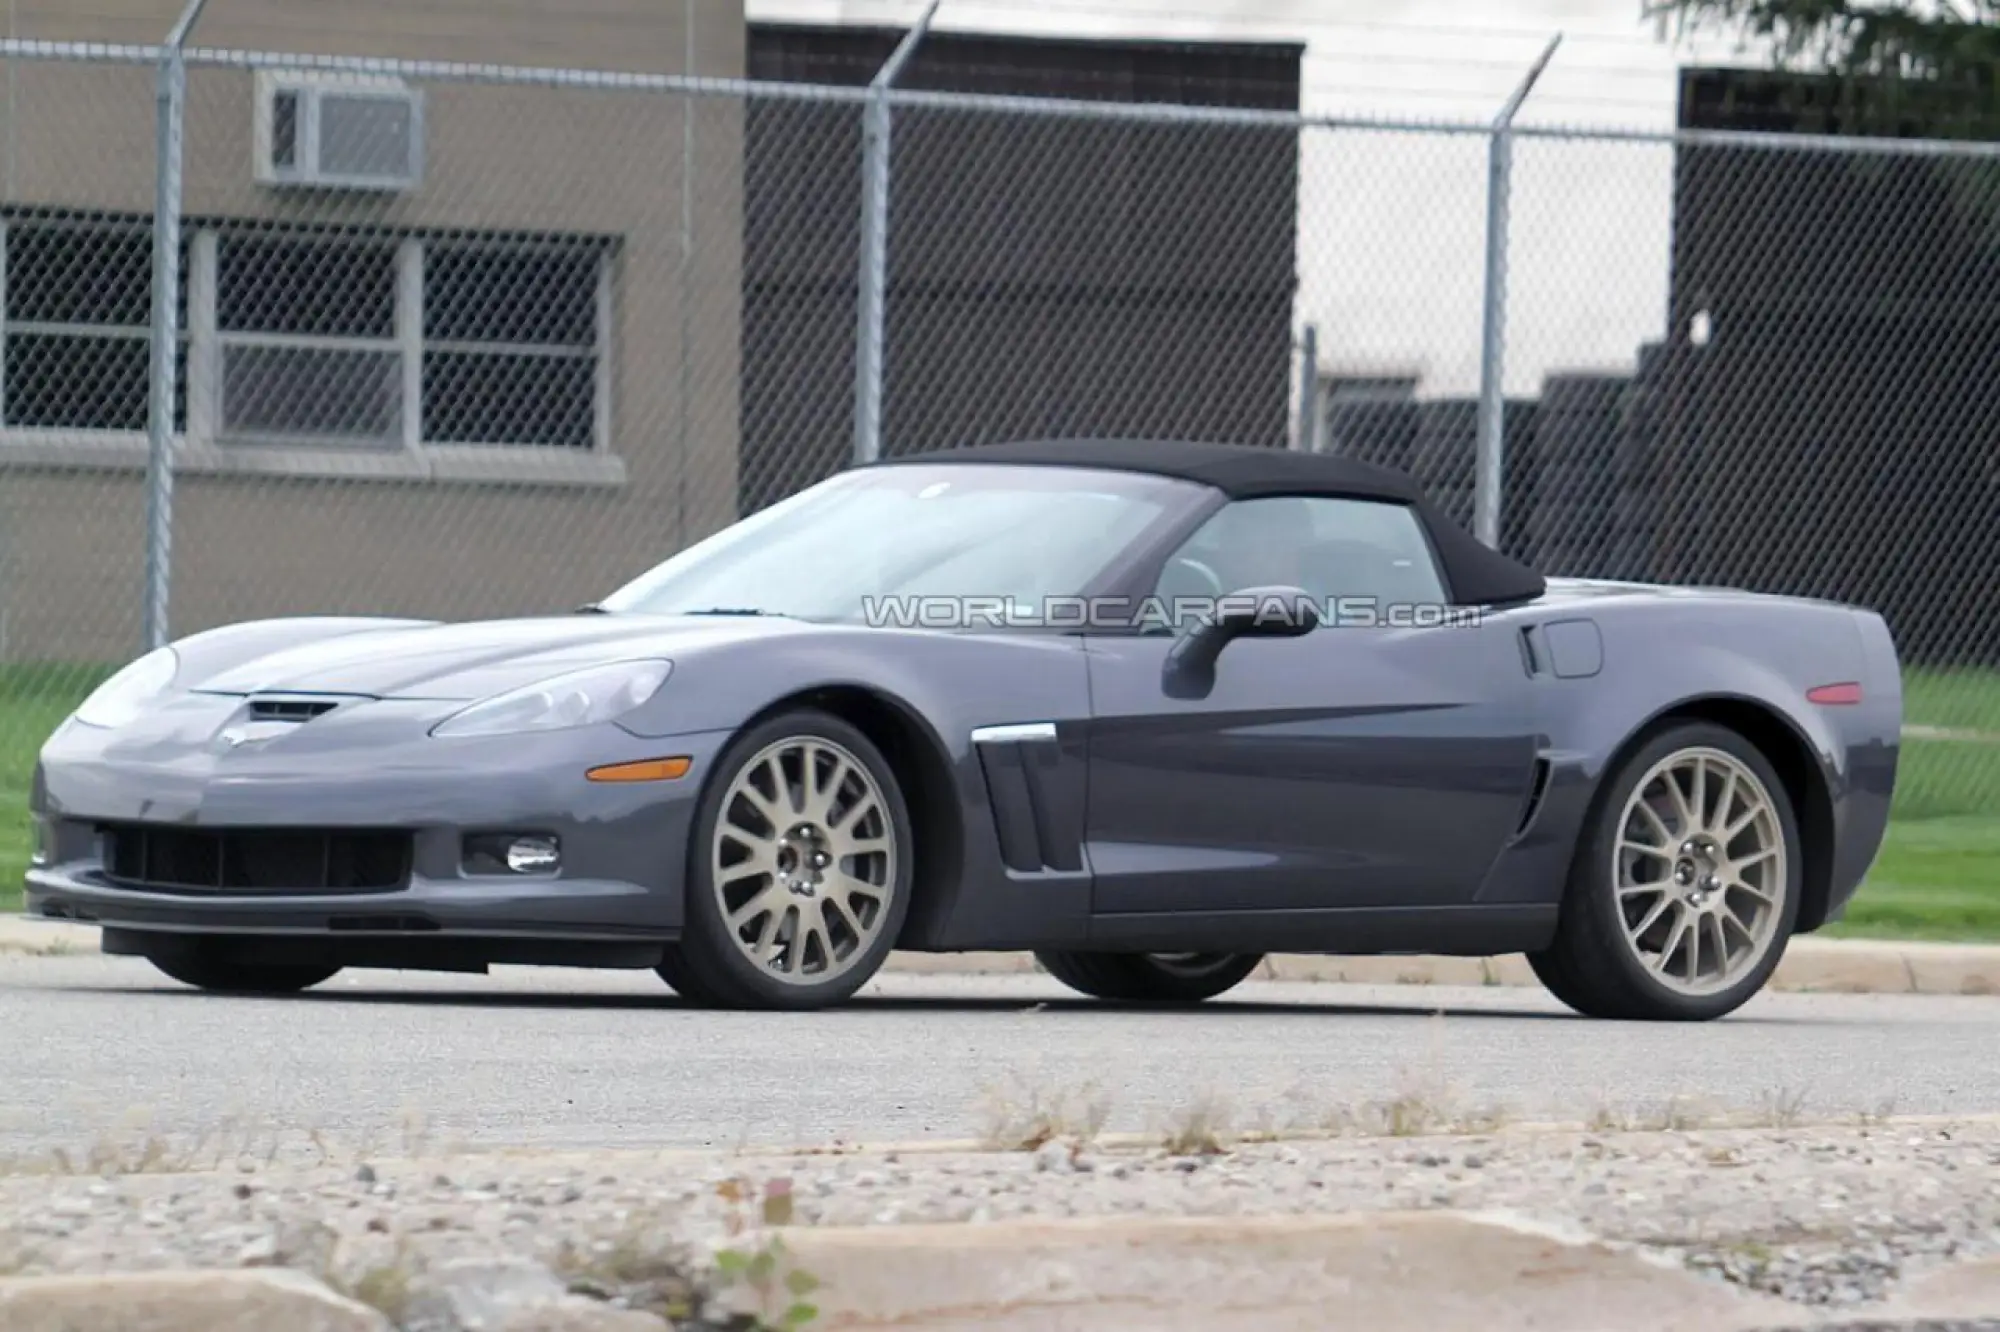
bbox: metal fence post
[143,0,210,652]
[1474,33,1560,551]
[852,0,941,468]
[1293,323,1319,452]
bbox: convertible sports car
[23,438,1901,1021]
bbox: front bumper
[25,695,737,943]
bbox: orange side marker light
[586,756,693,783]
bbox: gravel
[5,1118,2000,1328]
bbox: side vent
[1513,757,1552,839]
[969,723,1084,874]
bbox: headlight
[430,660,672,739]
[72,647,180,729]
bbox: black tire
[668,708,915,1011]
[1528,720,1803,1022]
[1034,950,1265,1003]
[653,944,726,1006]
[1522,934,1598,1016]
[146,950,340,995]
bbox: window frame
[597,461,1204,631]
[0,214,623,489]
[1149,493,1451,625]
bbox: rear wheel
[1034,950,1264,1003]
[146,950,340,995]
[663,708,914,1011]
[1528,721,1801,1022]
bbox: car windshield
[595,462,1197,624]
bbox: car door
[1081,494,1546,916]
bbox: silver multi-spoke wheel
[711,735,898,987]
[1613,746,1787,997]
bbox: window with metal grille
[0,211,609,454]
[0,215,188,433]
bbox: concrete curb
[1903,723,2000,744]
[0,1267,391,1332]
[5,915,1999,998]
[761,1209,1806,1331]
[14,1210,2000,1331]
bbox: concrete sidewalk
[5,913,1998,997]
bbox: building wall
[0,0,746,663]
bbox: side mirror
[1162,585,1320,699]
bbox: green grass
[1828,816,2000,942]
[1854,667,2000,940]
[1904,666,2000,735]
[1889,730,2000,822]
[0,664,116,914]
[1,661,1998,941]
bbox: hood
[189,614,805,701]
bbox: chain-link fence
[1309,117,2000,840]
[3,30,1997,911]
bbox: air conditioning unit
[254,71,423,191]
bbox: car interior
[1156,496,1448,611]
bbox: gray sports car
[22,438,1902,1021]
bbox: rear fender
[1514,635,1841,904]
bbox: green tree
[1648,0,2000,136]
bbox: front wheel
[654,944,724,1005]
[665,708,915,1011]
[1035,950,1265,1003]
[1528,720,1802,1022]
[146,950,341,995]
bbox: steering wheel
[1159,555,1223,601]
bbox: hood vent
[246,696,343,723]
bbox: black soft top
[882,438,1546,607]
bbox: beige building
[0,0,749,662]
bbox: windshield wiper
[572,603,612,615]
[679,607,789,618]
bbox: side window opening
[1152,495,1448,621]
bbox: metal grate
[98,824,412,895]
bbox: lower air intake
[100,824,412,895]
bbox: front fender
[615,628,1099,951]
[615,629,1096,750]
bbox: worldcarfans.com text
[859,593,1485,632]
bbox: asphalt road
[3,952,1997,1163]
